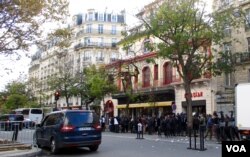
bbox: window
[96,52,104,61]
[143,39,151,53]
[248,69,250,82]
[98,24,103,34]
[110,52,118,62]
[111,14,117,22]
[44,114,57,126]
[248,37,250,52]
[88,12,94,21]
[98,13,104,21]
[163,62,172,85]
[223,42,231,53]
[225,73,232,86]
[111,38,117,47]
[142,67,150,87]
[111,25,116,35]
[83,51,91,61]
[154,64,158,80]
[98,37,104,46]
[246,9,250,30]
[224,23,231,37]
[84,37,90,45]
[86,24,92,33]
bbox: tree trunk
[183,81,193,130]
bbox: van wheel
[89,145,99,151]
[50,138,58,154]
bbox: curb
[0,146,42,157]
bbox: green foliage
[5,82,27,95]
[212,51,236,75]
[0,0,69,57]
[48,28,72,48]
[84,65,118,100]
[0,81,39,112]
[5,94,28,110]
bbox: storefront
[174,81,215,115]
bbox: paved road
[38,132,222,157]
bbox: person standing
[205,114,213,140]
[213,111,220,142]
[114,116,119,133]
[101,115,106,132]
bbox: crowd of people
[100,111,240,142]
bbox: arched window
[163,62,172,85]
[142,67,150,87]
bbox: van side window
[55,113,64,124]
[44,114,57,126]
[22,109,30,115]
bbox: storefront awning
[116,101,172,109]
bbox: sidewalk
[0,141,42,157]
[0,146,41,157]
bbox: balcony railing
[117,71,211,93]
[83,56,91,61]
[75,29,121,38]
[74,42,117,50]
[110,58,119,62]
[96,57,104,62]
[234,52,250,64]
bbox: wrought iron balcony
[74,42,117,50]
[233,52,250,64]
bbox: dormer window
[98,13,104,21]
[111,14,117,22]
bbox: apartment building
[212,0,250,114]
[28,9,125,110]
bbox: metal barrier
[0,121,34,146]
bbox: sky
[0,0,211,91]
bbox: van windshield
[65,112,98,126]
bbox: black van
[0,114,24,131]
[33,110,102,154]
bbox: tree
[121,0,243,131]
[0,0,69,57]
[5,94,28,110]
[1,81,39,112]
[75,65,117,110]
[46,28,74,109]
[5,81,26,95]
[47,56,76,109]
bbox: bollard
[199,125,207,151]
[136,122,144,139]
[187,127,192,149]
[193,129,197,149]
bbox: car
[0,114,24,131]
[23,118,35,129]
[33,110,102,154]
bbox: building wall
[212,0,250,114]
[28,9,125,109]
